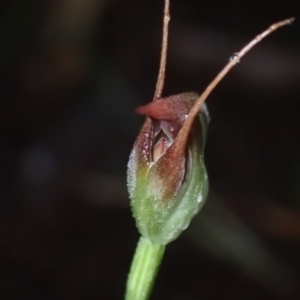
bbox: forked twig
[176,17,295,146]
[154,0,170,100]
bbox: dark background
[0,0,299,299]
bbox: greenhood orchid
[127,92,209,245]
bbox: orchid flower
[125,1,294,299]
[128,92,209,244]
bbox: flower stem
[125,237,166,300]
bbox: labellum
[127,92,209,245]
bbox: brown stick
[176,17,295,146]
[154,0,170,100]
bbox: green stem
[125,236,166,300]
